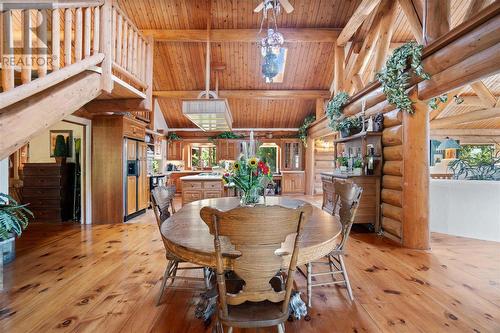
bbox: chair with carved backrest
[200,202,312,333]
[151,185,211,306]
[304,180,362,307]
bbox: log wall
[380,110,404,241]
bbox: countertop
[320,171,378,179]
[180,174,223,181]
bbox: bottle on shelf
[366,144,375,175]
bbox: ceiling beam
[169,128,299,132]
[337,0,382,46]
[423,0,450,45]
[470,81,497,107]
[430,128,500,136]
[430,107,500,129]
[142,28,341,43]
[398,0,424,43]
[153,90,331,99]
[373,0,398,73]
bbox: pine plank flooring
[1,196,500,332]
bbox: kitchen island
[180,173,224,205]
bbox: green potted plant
[1,193,33,288]
[337,156,349,173]
[53,134,68,164]
[336,117,363,138]
[353,158,363,175]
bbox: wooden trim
[153,90,330,99]
[141,28,341,43]
[84,98,150,113]
[430,128,500,137]
[112,62,148,89]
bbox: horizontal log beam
[84,98,150,113]
[430,128,500,136]
[153,90,331,99]
[430,108,500,129]
[142,28,341,43]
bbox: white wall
[430,179,500,242]
[0,159,8,194]
[28,121,83,164]
[154,99,168,132]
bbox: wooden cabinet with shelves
[282,172,305,194]
[281,139,303,171]
[167,140,183,160]
[217,139,239,161]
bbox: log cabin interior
[1,0,499,332]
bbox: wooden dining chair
[304,181,362,307]
[200,203,312,333]
[151,185,211,306]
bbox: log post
[331,45,344,95]
[144,36,154,110]
[100,0,113,92]
[423,0,450,45]
[402,88,430,249]
[305,136,315,195]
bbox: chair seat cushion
[221,300,288,328]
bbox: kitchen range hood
[182,91,233,131]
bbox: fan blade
[254,2,265,12]
[279,0,294,13]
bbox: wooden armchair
[151,185,211,306]
[304,181,362,307]
[200,203,312,333]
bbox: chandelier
[257,1,286,83]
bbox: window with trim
[191,144,217,169]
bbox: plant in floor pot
[223,157,273,206]
[53,134,68,164]
[0,193,33,289]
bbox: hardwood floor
[1,196,500,332]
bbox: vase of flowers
[223,156,273,206]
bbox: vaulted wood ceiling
[117,0,498,130]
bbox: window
[258,144,279,174]
[191,144,216,169]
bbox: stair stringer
[0,71,102,160]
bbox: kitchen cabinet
[281,139,303,171]
[282,172,305,194]
[217,139,239,161]
[181,178,223,205]
[167,140,183,160]
[92,115,148,224]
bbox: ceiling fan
[254,0,294,14]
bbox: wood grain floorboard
[1,195,499,332]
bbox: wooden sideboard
[321,172,380,231]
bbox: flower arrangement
[223,156,273,205]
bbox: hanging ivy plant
[208,131,244,142]
[428,94,448,110]
[167,132,182,141]
[326,92,350,130]
[298,114,316,147]
[376,42,430,114]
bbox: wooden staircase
[0,0,153,160]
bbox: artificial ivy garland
[208,131,244,142]
[326,92,350,130]
[376,42,430,114]
[298,114,316,147]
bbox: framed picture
[50,130,73,157]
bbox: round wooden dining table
[160,197,342,268]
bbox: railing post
[100,0,113,92]
[144,36,154,111]
[1,10,15,91]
